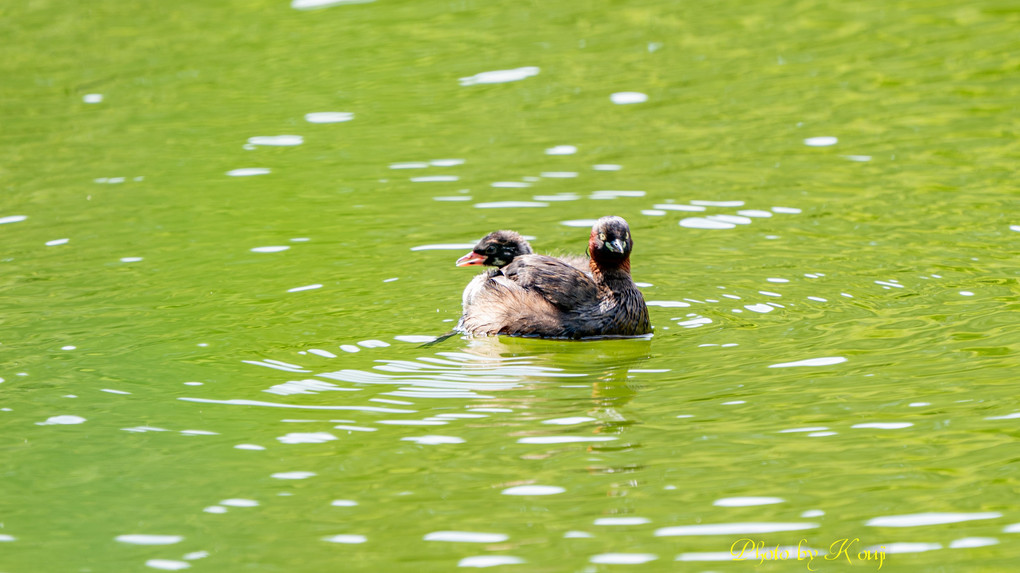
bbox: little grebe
[457,216,651,339]
[456,230,588,310]
[455,230,534,268]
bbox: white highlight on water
[292,0,375,9]
[590,554,658,564]
[594,517,651,525]
[542,417,595,425]
[778,427,829,433]
[591,190,645,199]
[708,214,752,225]
[358,339,390,348]
[278,432,337,444]
[458,556,526,567]
[654,204,706,212]
[691,200,744,207]
[36,415,86,425]
[490,182,531,188]
[714,497,785,507]
[517,436,616,444]
[393,335,436,343]
[655,522,818,536]
[866,512,1001,527]
[247,135,303,147]
[545,145,577,155]
[424,531,509,543]
[534,193,579,201]
[116,535,183,545]
[411,175,459,182]
[459,66,539,86]
[226,168,270,177]
[270,471,316,479]
[322,534,367,543]
[561,219,598,227]
[305,112,354,123]
[610,92,648,104]
[145,559,190,571]
[220,499,259,507]
[852,422,914,430]
[179,430,218,436]
[804,136,838,146]
[949,537,998,548]
[680,218,735,229]
[768,357,847,368]
[985,412,1020,420]
[475,201,548,209]
[401,435,465,445]
[501,485,565,496]
[431,158,465,166]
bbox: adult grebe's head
[588,216,633,268]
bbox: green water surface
[1,0,1018,571]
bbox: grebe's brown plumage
[457,216,651,339]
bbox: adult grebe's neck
[590,255,635,295]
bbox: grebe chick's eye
[485,245,497,255]
[598,232,607,241]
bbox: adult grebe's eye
[485,245,497,255]
[599,233,607,241]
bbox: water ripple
[116,535,183,545]
[424,531,509,543]
[655,522,818,536]
[458,556,525,567]
[459,66,539,86]
[178,398,414,413]
[866,512,1001,527]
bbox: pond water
[2,0,1018,571]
